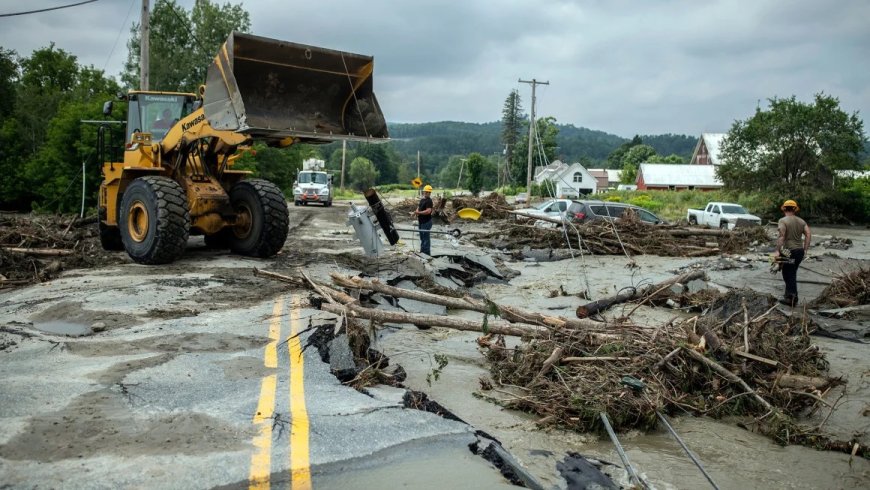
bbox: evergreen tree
[500,90,523,184]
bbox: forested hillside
[382,121,696,167]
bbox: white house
[533,160,596,197]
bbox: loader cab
[126,92,197,143]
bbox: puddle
[33,320,92,337]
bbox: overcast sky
[1,0,868,137]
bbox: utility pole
[416,150,421,179]
[340,139,347,191]
[140,0,150,90]
[519,78,549,196]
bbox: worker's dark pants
[781,248,805,302]
[418,220,432,256]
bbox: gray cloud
[1,0,867,137]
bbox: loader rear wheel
[227,179,289,258]
[119,176,190,264]
[98,208,124,251]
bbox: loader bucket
[203,32,388,143]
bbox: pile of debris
[0,214,125,288]
[487,289,832,438]
[389,193,513,224]
[811,266,868,308]
[450,193,513,220]
[820,236,852,250]
[476,212,771,257]
[266,266,862,455]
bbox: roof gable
[690,133,726,165]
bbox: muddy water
[375,249,870,489]
[32,320,91,337]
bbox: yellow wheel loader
[98,32,388,264]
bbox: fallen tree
[575,270,706,318]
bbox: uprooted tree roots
[482,289,862,453]
[475,212,771,257]
[810,266,869,308]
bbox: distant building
[587,169,610,194]
[534,160,597,196]
[588,168,623,191]
[636,163,722,191]
[690,133,726,165]
[606,169,622,187]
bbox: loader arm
[159,107,249,157]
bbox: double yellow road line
[249,295,312,489]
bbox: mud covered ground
[1,201,868,489]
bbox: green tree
[512,116,559,183]
[620,163,637,184]
[122,0,251,91]
[0,48,18,118]
[234,143,316,195]
[465,152,487,195]
[648,153,685,164]
[718,94,865,196]
[354,142,398,183]
[349,157,378,191]
[620,144,657,167]
[606,135,643,169]
[500,90,523,183]
[16,44,79,154]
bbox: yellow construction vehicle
[97,32,388,264]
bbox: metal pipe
[393,227,461,238]
[599,412,646,488]
[656,411,720,490]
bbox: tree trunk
[576,270,706,318]
[320,302,551,338]
[330,272,608,330]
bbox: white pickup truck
[686,202,762,229]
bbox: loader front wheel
[119,177,190,264]
[227,179,289,258]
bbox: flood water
[32,320,92,337]
[375,247,870,489]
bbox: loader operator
[410,185,434,255]
[774,199,811,307]
[152,108,174,131]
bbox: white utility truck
[687,202,761,229]
[293,158,333,206]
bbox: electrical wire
[0,0,98,17]
[102,0,137,73]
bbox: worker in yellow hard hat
[775,199,812,306]
[410,184,434,255]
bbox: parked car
[686,202,761,229]
[514,192,529,204]
[568,200,664,224]
[515,198,572,221]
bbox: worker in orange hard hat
[410,184,434,255]
[775,199,812,306]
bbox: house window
[573,172,582,183]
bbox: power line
[102,0,137,73]
[0,0,98,18]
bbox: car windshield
[721,205,748,214]
[298,172,328,184]
[535,201,554,211]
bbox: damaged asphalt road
[0,218,523,489]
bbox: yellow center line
[288,295,312,489]
[249,296,284,490]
